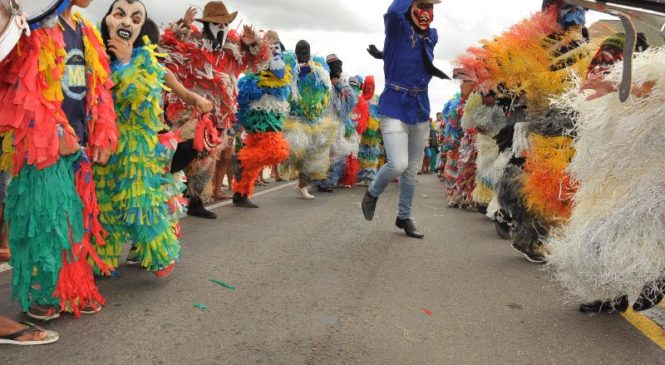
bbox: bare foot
[0,316,48,342]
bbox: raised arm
[385,0,412,38]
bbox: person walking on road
[361,0,449,239]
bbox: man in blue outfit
[361,0,448,239]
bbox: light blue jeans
[369,117,429,219]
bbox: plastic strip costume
[357,77,382,185]
[0,12,118,316]
[547,47,665,303]
[94,41,181,273]
[160,25,269,201]
[233,42,292,198]
[282,56,336,182]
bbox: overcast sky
[82,0,613,117]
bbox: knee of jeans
[390,158,409,175]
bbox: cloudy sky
[82,0,613,116]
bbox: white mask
[209,22,228,47]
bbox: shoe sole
[27,312,61,322]
[521,252,546,264]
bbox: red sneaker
[155,262,176,279]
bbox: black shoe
[317,186,334,193]
[395,217,424,239]
[633,279,665,312]
[495,221,512,240]
[361,190,378,221]
[187,197,217,219]
[579,296,629,314]
[512,242,546,264]
[233,193,259,208]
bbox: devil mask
[103,0,147,48]
[411,2,433,31]
[362,76,375,100]
[295,40,310,64]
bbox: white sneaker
[296,186,315,200]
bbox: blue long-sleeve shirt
[379,0,437,124]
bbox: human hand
[193,94,213,113]
[107,37,132,64]
[581,78,615,101]
[242,25,258,46]
[91,145,113,165]
[58,128,80,156]
[182,6,197,28]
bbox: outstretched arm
[385,0,412,38]
[164,70,213,113]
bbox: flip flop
[0,322,59,346]
[27,305,61,322]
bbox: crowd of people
[431,0,665,316]
[0,0,662,347]
[0,0,394,345]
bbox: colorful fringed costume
[357,93,382,185]
[441,93,466,207]
[456,1,593,256]
[282,56,336,182]
[547,48,665,303]
[0,14,118,315]
[340,76,370,187]
[232,46,293,198]
[313,77,358,189]
[94,43,180,273]
[160,25,269,201]
[462,96,509,209]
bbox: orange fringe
[233,132,290,197]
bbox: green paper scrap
[210,278,236,291]
[193,303,208,310]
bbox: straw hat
[196,1,237,25]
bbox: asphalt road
[1,175,663,364]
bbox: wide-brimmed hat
[196,1,237,25]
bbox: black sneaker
[633,279,665,312]
[395,217,424,239]
[495,221,512,240]
[187,197,217,219]
[361,190,378,221]
[233,193,259,208]
[512,241,546,264]
[126,244,140,265]
[579,296,629,314]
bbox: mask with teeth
[104,0,146,47]
[207,22,228,47]
[411,2,433,31]
[268,41,286,79]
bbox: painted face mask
[558,4,586,28]
[209,22,228,47]
[105,0,146,46]
[362,76,375,100]
[268,41,286,80]
[411,2,433,31]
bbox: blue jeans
[369,117,429,219]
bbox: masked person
[361,0,449,239]
[160,1,269,219]
[231,31,291,208]
[282,40,336,200]
[340,75,371,187]
[313,55,358,192]
[93,0,183,279]
[357,76,382,186]
[0,0,119,320]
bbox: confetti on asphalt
[421,308,433,316]
[210,278,236,291]
[193,303,208,310]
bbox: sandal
[0,248,9,262]
[27,305,61,322]
[80,301,103,315]
[155,261,176,279]
[0,322,59,346]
